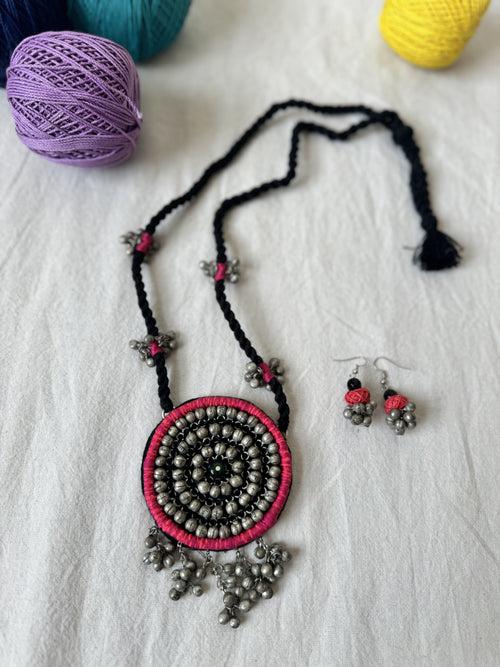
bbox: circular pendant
[142,396,292,551]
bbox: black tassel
[413,229,463,271]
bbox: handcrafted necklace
[122,99,461,628]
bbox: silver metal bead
[226,501,238,515]
[163,554,175,568]
[189,498,201,512]
[156,493,169,506]
[173,510,187,524]
[185,411,196,423]
[199,505,211,519]
[238,493,251,507]
[206,406,217,419]
[248,471,262,483]
[194,408,206,420]
[254,424,266,435]
[261,587,273,600]
[256,498,270,512]
[363,415,372,427]
[225,446,238,460]
[173,455,186,468]
[231,460,245,473]
[231,521,242,535]
[168,426,179,437]
[405,402,416,412]
[209,485,221,499]
[403,412,415,423]
[247,445,260,459]
[249,459,262,470]
[201,446,214,458]
[353,403,365,414]
[219,526,230,538]
[268,466,281,478]
[169,588,181,601]
[232,429,244,442]
[197,481,210,494]
[407,420,417,429]
[192,454,204,467]
[174,580,187,592]
[264,490,277,503]
[154,481,167,492]
[241,516,255,530]
[262,432,273,444]
[351,414,363,425]
[343,408,353,419]
[251,509,263,522]
[220,482,232,496]
[174,480,187,492]
[155,456,167,467]
[161,435,173,446]
[172,468,184,481]
[179,491,192,505]
[274,564,284,578]
[175,417,188,430]
[164,502,177,516]
[218,609,231,625]
[241,435,253,448]
[266,478,279,491]
[390,409,402,419]
[195,524,208,538]
[185,431,198,445]
[246,483,260,496]
[197,427,209,440]
[394,419,405,429]
[192,467,205,481]
[239,599,252,613]
[229,475,243,488]
[158,445,170,456]
[185,518,198,532]
[214,442,226,457]
[222,425,234,438]
[211,506,224,520]
[207,526,219,539]
[226,408,237,419]
[216,406,226,416]
[154,468,166,480]
[254,546,266,559]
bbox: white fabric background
[1,1,499,665]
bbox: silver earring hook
[332,356,368,376]
[373,356,412,372]
[373,356,412,390]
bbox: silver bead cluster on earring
[120,228,159,259]
[341,359,376,428]
[199,258,240,282]
[129,332,176,366]
[142,528,291,628]
[244,358,284,390]
[375,357,418,436]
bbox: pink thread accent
[214,263,226,281]
[149,341,163,356]
[259,362,274,384]
[143,396,292,552]
[136,232,154,254]
[384,394,408,414]
[345,388,370,405]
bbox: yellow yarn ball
[380,0,490,69]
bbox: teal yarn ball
[67,0,191,61]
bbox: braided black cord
[211,112,461,431]
[131,99,461,421]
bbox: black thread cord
[131,99,462,425]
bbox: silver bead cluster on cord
[244,358,285,390]
[343,400,377,427]
[386,403,417,435]
[143,528,291,628]
[199,258,240,282]
[120,228,159,259]
[129,332,176,366]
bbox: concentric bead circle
[142,396,292,551]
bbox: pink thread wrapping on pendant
[149,341,163,356]
[143,396,292,551]
[136,232,154,254]
[214,263,226,281]
[384,394,408,414]
[259,362,274,384]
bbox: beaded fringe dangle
[143,527,291,628]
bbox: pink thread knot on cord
[214,263,227,281]
[149,341,163,356]
[259,362,274,384]
[136,232,154,254]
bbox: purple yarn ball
[6,31,142,167]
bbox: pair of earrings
[340,357,417,436]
